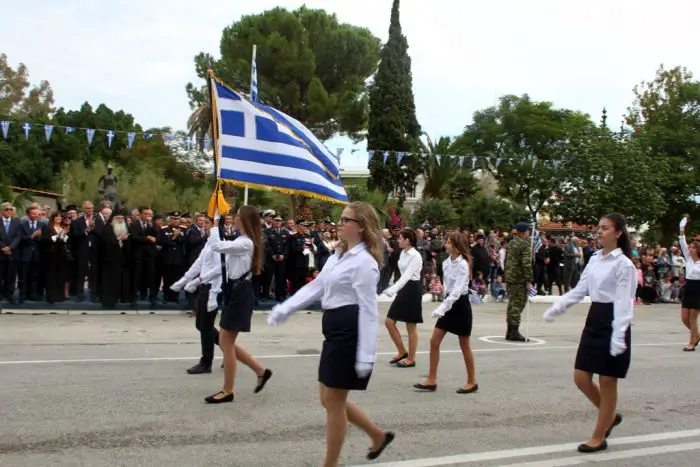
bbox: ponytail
[602,213,633,259]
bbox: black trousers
[162,263,182,302]
[195,284,220,364]
[270,261,286,301]
[0,258,17,299]
[18,260,40,300]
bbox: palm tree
[0,185,35,211]
[187,87,212,153]
[420,135,461,199]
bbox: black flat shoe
[605,413,622,438]
[577,440,607,453]
[367,431,395,460]
[456,384,479,394]
[255,369,272,393]
[390,353,408,364]
[204,391,234,404]
[413,383,437,391]
[683,347,695,352]
[395,360,415,368]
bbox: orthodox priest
[97,210,132,308]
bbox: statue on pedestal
[97,164,121,207]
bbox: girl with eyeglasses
[268,202,394,466]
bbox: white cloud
[3,0,699,167]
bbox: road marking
[352,429,700,467]
[0,342,684,365]
[479,336,546,345]
[495,441,700,466]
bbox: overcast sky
[3,0,698,167]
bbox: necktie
[31,221,35,231]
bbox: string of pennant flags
[0,119,212,151]
[0,118,562,170]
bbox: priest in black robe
[97,210,132,309]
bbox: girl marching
[414,231,478,394]
[267,201,394,467]
[543,213,635,453]
[678,215,700,351]
[382,228,424,368]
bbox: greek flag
[533,228,542,253]
[209,72,348,204]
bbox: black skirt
[219,278,253,332]
[319,304,371,391]
[435,293,473,336]
[682,279,700,309]
[387,280,423,323]
[575,302,631,378]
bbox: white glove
[432,308,445,319]
[680,216,689,230]
[355,362,373,378]
[170,278,187,292]
[206,293,219,312]
[184,278,201,293]
[610,337,627,356]
[543,307,558,322]
[267,305,290,326]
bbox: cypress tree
[367,0,421,202]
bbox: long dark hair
[602,213,632,259]
[238,205,263,275]
[448,231,473,274]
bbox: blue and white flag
[0,121,9,139]
[106,130,114,148]
[127,132,136,148]
[250,45,259,103]
[533,228,542,254]
[22,123,31,139]
[86,128,95,145]
[44,124,53,142]
[209,73,348,204]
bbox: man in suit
[130,207,158,307]
[69,201,104,301]
[18,205,43,302]
[0,202,22,303]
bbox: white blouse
[679,236,700,280]
[384,247,423,295]
[270,243,379,365]
[545,248,635,343]
[434,255,470,316]
[206,233,253,280]
[180,243,223,289]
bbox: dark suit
[130,220,158,304]
[70,215,104,299]
[18,219,43,301]
[0,217,21,300]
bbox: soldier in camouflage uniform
[504,222,533,341]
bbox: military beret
[515,222,530,232]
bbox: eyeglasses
[339,216,359,225]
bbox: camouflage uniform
[504,233,532,341]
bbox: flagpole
[243,44,258,206]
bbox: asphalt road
[0,301,698,466]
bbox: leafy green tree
[452,94,591,218]
[186,6,380,143]
[367,0,421,199]
[553,113,667,227]
[0,53,55,119]
[626,65,700,242]
[413,197,459,228]
[459,194,529,232]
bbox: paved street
[0,301,698,466]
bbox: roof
[1,185,63,198]
[538,222,597,233]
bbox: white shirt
[434,255,470,316]
[547,248,635,341]
[385,247,422,295]
[272,243,379,364]
[206,233,253,280]
[180,243,223,291]
[679,236,700,280]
